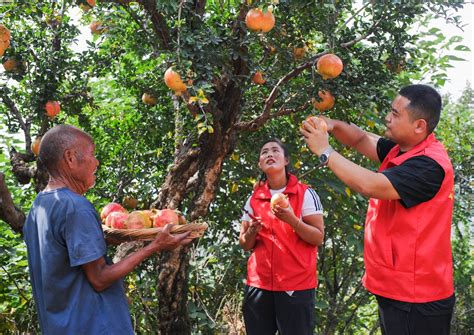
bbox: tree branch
[189,154,225,219]
[179,90,200,118]
[139,0,170,50]
[334,0,374,35]
[340,284,370,333]
[234,5,388,133]
[233,51,327,131]
[0,264,30,302]
[340,5,387,49]
[0,87,32,152]
[122,4,161,54]
[0,172,25,235]
[9,147,35,184]
[234,92,312,132]
[193,0,206,16]
[152,145,201,210]
[338,280,366,317]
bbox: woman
[239,138,325,335]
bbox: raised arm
[322,151,400,199]
[323,117,381,162]
[300,121,400,200]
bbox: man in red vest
[300,84,455,335]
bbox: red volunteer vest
[363,133,454,302]
[246,174,317,291]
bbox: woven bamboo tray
[102,222,208,243]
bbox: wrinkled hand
[271,204,297,227]
[150,224,193,252]
[300,117,330,157]
[247,217,263,235]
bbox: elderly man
[23,124,192,334]
[300,85,455,335]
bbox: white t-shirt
[241,186,323,221]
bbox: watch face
[320,154,328,163]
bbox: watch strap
[319,146,335,166]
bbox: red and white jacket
[363,133,454,302]
[246,174,318,291]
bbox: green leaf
[448,35,463,44]
[315,300,329,309]
[454,45,471,51]
[447,55,466,61]
[428,27,441,34]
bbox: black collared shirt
[377,138,445,208]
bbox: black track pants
[243,285,315,335]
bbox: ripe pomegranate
[79,4,91,11]
[2,58,20,72]
[312,90,335,111]
[141,209,157,221]
[44,101,61,118]
[123,196,138,209]
[173,210,187,225]
[90,21,107,35]
[267,45,277,56]
[305,116,328,133]
[100,202,128,223]
[87,0,96,7]
[178,213,187,225]
[106,211,129,229]
[293,47,306,60]
[385,59,404,74]
[252,71,266,85]
[245,9,262,31]
[153,209,179,228]
[126,211,152,229]
[0,24,10,42]
[270,193,289,210]
[0,39,10,57]
[164,67,186,94]
[259,9,276,33]
[31,137,41,156]
[317,54,343,80]
[245,8,275,33]
[142,93,157,106]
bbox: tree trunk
[0,172,26,234]
[114,8,249,328]
[150,76,243,332]
[156,247,191,334]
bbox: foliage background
[0,1,472,334]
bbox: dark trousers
[377,296,454,335]
[243,285,315,335]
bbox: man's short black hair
[399,84,442,134]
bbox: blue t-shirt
[23,188,133,335]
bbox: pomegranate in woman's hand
[270,193,289,210]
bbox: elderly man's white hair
[39,125,93,176]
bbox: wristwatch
[319,146,335,166]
